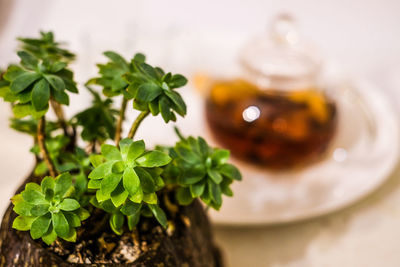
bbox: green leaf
[22,189,46,204]
[52,211,70,238]
[55,173,73,198]
[17,51,38,69]
[176,187,193,205]
[159,96,172,123]
[10,72,41,93]
[101,144,122,161]
[89,161,113,179]
[104,51,129,69]
[76,208,90,221]
[101,173,122,196]
[44,74,65,91]
[121,201,142,216]
[149,204,167,228]
[129,187,143,203]
[64,212,81,227]
[12,216,35,231]
[42,227,57,245]
[110,213,124,235]
[190,180,206,198]
[59,199,80,211]
[220,179,233,197]
[52,88,69,105]
[4,65,25,81]
[31,78,50,111]
[13,201,33,216]
[135,167,155,193]
[30,204,50,217]
[133,53,145,63]
[182,164,206,184]
[143,192,157,204]
[88,179,101,189]
[12,104,32,118]
[136,83,162,102]
[41,176,55,195]
[110,182,129,207]
[50,62,67,72]
[30,213,51,239]
[211,149,230,165]
[208,180,222,208]
[89,154,104,167]
[169,74,188,88]
[219,164,242,181]
[127,213,140,231]
[126,140,145,162]
[62,228,77,242]
[135,151,171,167]
[123,168,140,196]
[207,169,223,184]
[119,138,133,156]
[164,90,186,116]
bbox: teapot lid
[240,14,321,90]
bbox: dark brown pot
[0,172,223,266]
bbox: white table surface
[1,1,400,266]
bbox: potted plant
[0,32,241,266]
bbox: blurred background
[1,0,400,266]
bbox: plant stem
[127,110,150,139]
[37,116,57,177]
[50,100,68,135]
[114,98,128,145]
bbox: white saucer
[207,80,400,225]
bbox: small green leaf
[76,208,90,221]
[89,154,104,167]
[42,226,57,245]
[110,182,129,207]
[59,199,80,211]
[208,180,222,208]
[136,151,171,167]
[127,213,140,231]
[30,213,51,239]
[135,167,155,193]
[55,173,73,198]
[17,51,38,69]
[104,51,129,69]
[112,161,125,173]
[62,228,77,242]
[50,62,67,72]
[211,149,230,165]
[52,88,69,105]
[190,180,206,198]
[121,201,142,216]
[44,74,65,91]
[126,140,145,162]
[12,104,32,118]
[169,74,188,88]
[164,90,186,116]
[101,144,122,161]
[176,187,193,205]
[110,213,124,235]
[129,187,143,203]
[119,138,133,155]
[135,83,162,102]
[219,164,242,181]
[31,79,50,111]
[143,192,157,204]
[207,169,223,184]
[89,161,113,179]
[12,216,35,231]
[88,179,102,189]
[13,201,33,216]
[101,173,122,196]
[10,72,41,93]
[30,204,50,217]
[41,177,55,195]
[182,164,206,184]
[149,204,167,228]
[22,189,46,205]
[52,211,70,238]
[123,168,140,196]
[159,96,172,123]
[64,212,81,227]
[220,179,233,197]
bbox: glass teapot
[204,15,338,170]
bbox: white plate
[206,80,400,225]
